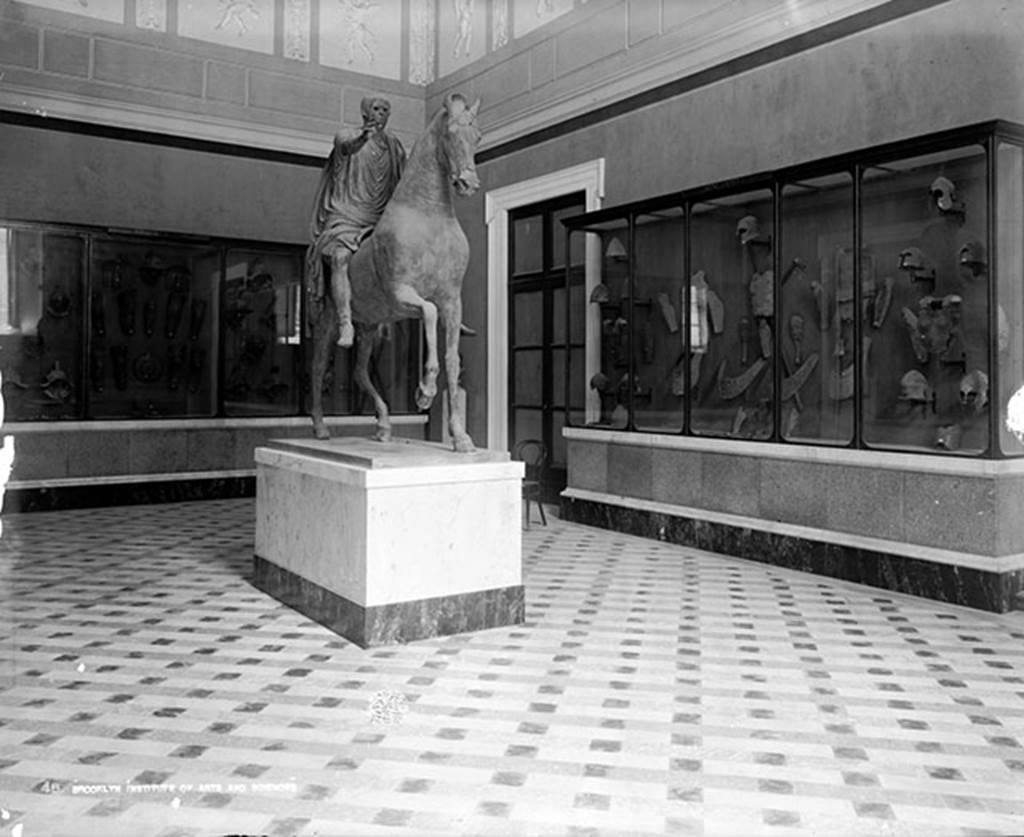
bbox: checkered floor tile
[2,498,1024,836]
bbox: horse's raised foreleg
[393,284,439,410]
[310,296,339,440]
[442,298,475,452]
[353,324,392,442]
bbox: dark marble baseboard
[4,476,255,513]
[252,555,525,648]
[562,495,1024,614]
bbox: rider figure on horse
[306,97,406,347]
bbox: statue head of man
[361,97,391,132]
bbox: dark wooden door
[508,193,585,500]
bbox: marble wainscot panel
[562,493,1024,613]
[253,437,524,647]
[562,429,1024,613]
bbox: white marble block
[253,437,524,647]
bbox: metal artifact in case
[88,237,219,419]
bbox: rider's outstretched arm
[335,128,371,156]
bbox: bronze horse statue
[309,94,482,452]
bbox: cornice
[472,0,951,156]
[0,84,422,157]
[471,0,897,150]
[0,85,328,155]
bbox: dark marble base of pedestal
[561,495,1024,614]
[253,555,525,648]
[5,476,255,513]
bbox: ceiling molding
[0,85,426,158]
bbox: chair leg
[523,496,530,530]
[537,499,547,526]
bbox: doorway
[483,158,604,461]
[507,194,585,499]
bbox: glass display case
[88,235,219,419]
[998,141,1024,456]
[567,216,627,430]
[0,221,422,423]
[0,227,86,421]
[633,207,685,433]
[563,120,1024,458]
[222,248,302,417]
[779,172,854,445]
[860,145,989,454]
[689,188,775,440]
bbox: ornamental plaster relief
[320,0,402,80]
[135,0,167,32]
[284,0,312,61]
[492,0,509,50]
[408,0,436,84]
[512,0,573,40]
[178,0,275,54]
[438,0,485,78]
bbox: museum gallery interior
[4,0,1024,835]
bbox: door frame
[484,159,605,451]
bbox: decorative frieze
[408,0,436,85]
[283,0,311,61]
[320,0,402,80]
[135,0,167,31]
[178,0,275,55]
[512,0,574,40]
[492,0,509,50]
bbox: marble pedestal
[253,437,525,647]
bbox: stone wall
[0,120,319,242]
[5,417,428,511]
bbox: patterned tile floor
[2,499,1024,837]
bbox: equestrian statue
[306,93,482,452]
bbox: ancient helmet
[959,369,989,412]
[898,247,935,283]
[898,369,931,402]
[735,215,766,246]
[898,247,925,271]
[929,176,964,215]
[958,240,987,274]
[589,282,611,304]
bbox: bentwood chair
[512,439,548,529]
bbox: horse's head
[440,94,482,197]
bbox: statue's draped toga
[305,120,405,308]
